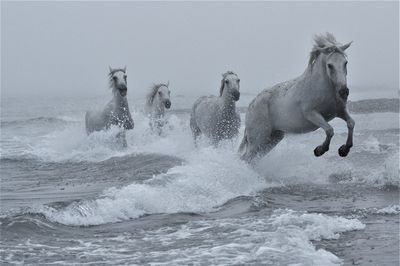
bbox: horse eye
[225,80,229,84]
[237,79,240,83]
[113,76,118,81]
[158,91,162,95]
[124,75,127,79]
[327,64,334,69]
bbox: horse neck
[219,92,236,115]
[304,55,333,90]
[112,91,129,112]
[152,95,165,117]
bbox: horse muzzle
[338,86,349,100]
[233,90,240,101]
[164,100,171,109]
[119,87,127,97]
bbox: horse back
[191,96,219,120]
[192,96,216,110]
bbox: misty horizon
[1,1,399,101]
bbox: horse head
[324,45,351,101]
[311,33,352,101]
[109,66,128,97]
[156,83,171,109]
[220,71,240,101]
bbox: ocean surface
[1,94,399,265]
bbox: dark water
[1,96,399,265]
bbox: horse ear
[123,66,127,72]
[167,80,169,87]
[109,66,113,73]
[340,41,352,51]
[219,78,224,97]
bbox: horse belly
[271,104,318,134]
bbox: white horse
[145,82,171,135]
[239,33,354,162]
[190,71,241,145]
[85,67,134,147]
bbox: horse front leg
[337,110,355,157]
[303,110,334,157]
[116,131,127,148]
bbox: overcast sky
[1,1,398,100]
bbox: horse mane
[219,71,237,97]
[309,32,346,65]
[146,83,169,107]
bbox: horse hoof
[313,146,326,157]
[338,145,350,157]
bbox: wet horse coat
[85,67,134,146]
[145,83,171,135]
[239,33,354,162]
[190,71,241,145]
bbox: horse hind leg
[238,129,248,154]
[190,116,201,146]
[116,131,127,148]
[265,130,284,154]
[240,137,257,163]
[240,128,284,163]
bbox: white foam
[380,151,400,187]
[376,205,400,215]
[38,145,266,226]
[269,209,365,241]
[358,150,400,187]
[57,209,364,265]
[254,126,398,187]
[11,110,398,226]
[362,136,386,154]
[24,111,195,162]
[254,135,353,185]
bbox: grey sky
[1,1,398,100]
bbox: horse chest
[215,112,239,138]
[108,107,131,127]
[317,99,341,121]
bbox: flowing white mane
[309,32,347,65]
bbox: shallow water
[1,95,399,265]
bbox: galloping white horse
[190,71,241,145]
[85,67,134,147]
[145,82,171,135]
[239,33,354,162]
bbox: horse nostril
[165,100,171,108]
[119,87,127,96]
[339,87,349,99]
[233,91,240,101]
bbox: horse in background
[239,33,354,162]
[190,71,241,145]
[145,82,171,135]
[85,66,134,147]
